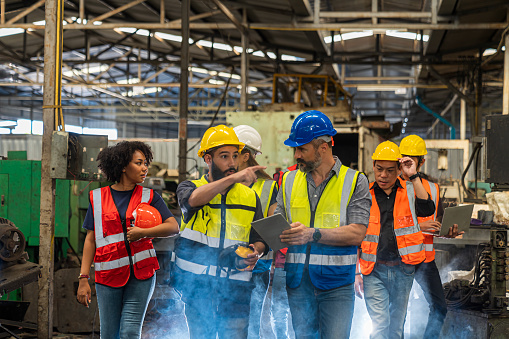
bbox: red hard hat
[133,203,162,228]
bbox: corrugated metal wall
[0,135,204,173]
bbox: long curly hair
[97,141,153,182]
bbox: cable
[64,236,81,266]
[461,143,482,198]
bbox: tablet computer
[427,204,474,237]
[251,213,292,252]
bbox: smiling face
[204,145,239,181]
[373,160,400,191]
[123,150,148,184]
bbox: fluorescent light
[209,79,225,85]
[324,31,373,43]
[0,120,17,127]
[0,28,24,37]
[117,78,140,85]
[386,30,429,42]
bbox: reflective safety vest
[174,176,258,283]
[91,185,159,287]
[274,164,298,188]
[360,180,425,275]
[408,178,439,262]
[251,179,277,273]
[281,166,360,290]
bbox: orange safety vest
[91,185,159,287]
[360,179,425,275]
[412,178,439,262]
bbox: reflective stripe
[286,252,306,264]
[141,187,151,203]
[175,256,252,281]
[394,225,421,237]
[398,243,424,256]
[363,234,379,243]
[180,228,220,247]
[340,168,357,226]
[424,243,434,251]
[259,250,273,261]
[95,256,130,271]
[93,189,103,242]
[360,252,376,263]
[283,171,297,223]
[286,253,356,266]
[258,180,274,216]
[133,248,156,264]
[180,228,247,248]
[405,182,419,230]
[96,233,124,248]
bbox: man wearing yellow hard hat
[173,125,268,338]
[357,141,435,339]
[399,135,462,338]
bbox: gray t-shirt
[274,157,371,227]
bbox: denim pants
[414,260,447,338]
[363,263,415,339]
[95,274,156,339]
[287,270,355,339]
[271,268,290,339]
[247,271,270,339]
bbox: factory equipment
[438,115,509,339]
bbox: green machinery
[0,151,108,300]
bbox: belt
[377,259,401,267]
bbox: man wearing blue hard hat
[276,110,372,339]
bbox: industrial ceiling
[0,0,507,139]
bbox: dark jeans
[414,260,448,338]
[247,271,270,339]
[287,271,355,339]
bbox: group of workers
[77,109,461,339]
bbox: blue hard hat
[284,110,337,147]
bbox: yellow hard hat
[197,125,245,157]
[372,141,402,161]
[399,135,427,156]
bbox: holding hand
[127,226,147,242]
[280,222,314,245]
[420,220,441,234]
[242,244,261,270]
[442,224,465,238]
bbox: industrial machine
[437,115,509,339]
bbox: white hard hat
[233,125,262,155]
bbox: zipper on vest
[122,218,135,268]
[217,194,227,278]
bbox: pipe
[416,96,456,139]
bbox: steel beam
[178,0,190,183]
[6,0,45,24]
[90,0,147,23]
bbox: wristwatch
[312,228,322,243]
[409,173,420,181]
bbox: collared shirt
[372,177,435,261]
[274,156,371,227]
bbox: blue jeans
[271,268,290,339]
[95,274,156,339]
[248,271,270,339]
[287,270,355,339]
[363,263,415,339]
[414,260,447,338]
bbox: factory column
[38,0,64,337]
[178,0,190,183]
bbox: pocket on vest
[322,213,340,228]
[94,243,119,262]
[228,223,250,242]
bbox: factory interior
[1,0,509,338]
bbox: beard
[210,160,238,181]
[297,150,322,173]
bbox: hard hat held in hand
[399,135,427,156]
[133,203,162,228]
[284,110,337,147]
[197,125,245,157]
[233,125,263,155]
[372,141,402,161]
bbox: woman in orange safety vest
[77,141,179,339]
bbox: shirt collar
[305,156,342,183]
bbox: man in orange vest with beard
[356,141,435,339]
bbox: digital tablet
[423,204,474,237]
[251,213,292,252]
